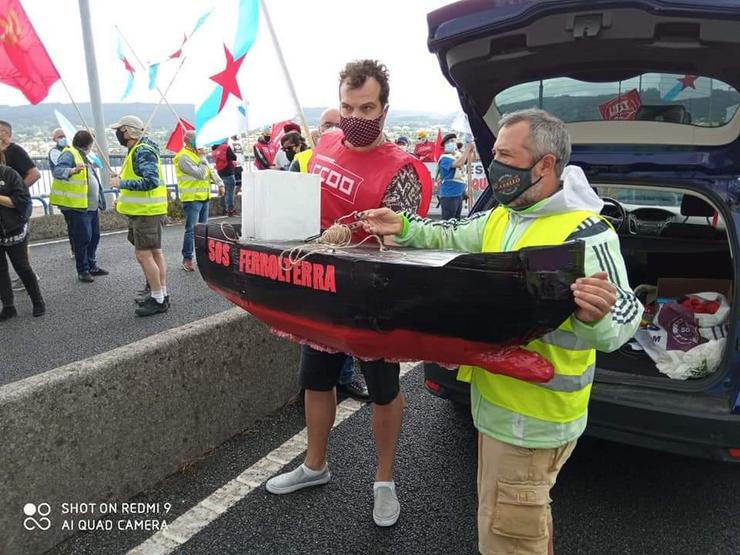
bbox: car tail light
[425,379,441,393]
[728,448,740,459]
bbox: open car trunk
[591,183,734,384]
[426,0,740,388]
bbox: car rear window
[597,187,681,208]
[495,73,740,127]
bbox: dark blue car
[423,0,740,462]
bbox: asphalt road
[0,217,235,386]
[49,365,740,555]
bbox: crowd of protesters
[0,107,469,324]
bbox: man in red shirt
[266,60,431,528]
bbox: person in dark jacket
[0,154,45,320]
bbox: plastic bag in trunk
[634,292,730,379]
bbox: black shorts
[299,344,400,405]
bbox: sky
[6,0,463,118]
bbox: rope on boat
[219,222,241,242]
[279,211,387,270]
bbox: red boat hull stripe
[210,284,554,383]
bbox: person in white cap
[109,115,169,317]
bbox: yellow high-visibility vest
[295,149,313,173]
[459,206,599,424]
[50,147,88,209]
[116,142,168,216]
[174,147,211,202]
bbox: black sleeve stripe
[591,243,608,276]
[597,243,623,289]
[567,220,611,240]
[599,245,641,322]
[590,243,640,322]
[407,210,489,231]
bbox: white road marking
[128,363,417,555]
[28,216,232,248]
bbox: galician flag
[660,74,711,102]
[192,0,298,145]
[194,0,259,146]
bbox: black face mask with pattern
[115,128,128,147]
[487,158,544,205]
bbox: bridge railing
[29,154,254,215]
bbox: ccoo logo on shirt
[311,155,364,204]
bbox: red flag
[432,128,444,161]
[166,118,196,153]
[168,33,187,60]
[269,119,295,151]
[0,0,60,104]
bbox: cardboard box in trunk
[656,278,732,300]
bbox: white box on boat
[241,170,321,240]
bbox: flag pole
[466,150,473,214]
[114,25,187,131]
[243,99,253,173]
[258,0,314,148]
[78,0,112,182]
[141,56,188,139]
[54,77,113,173]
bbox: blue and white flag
[194,0,259,146]
[193,0,297,146]
[660,74,711,102]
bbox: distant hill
[0,103,457,131]
[0,103,196,130]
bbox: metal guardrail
[30,153,250,215]
[31,154,181,198]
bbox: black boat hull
[195,223,585,382]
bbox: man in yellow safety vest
[50,130,108,283]
[358,108,642,555]
[110,115,169,317]
[174,130,220,272]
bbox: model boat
[195,223,586,382]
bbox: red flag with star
[0,0,60,104]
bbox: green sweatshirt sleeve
[569,224,643,352]
[392,210,492,252]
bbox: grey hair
[498,108,571,176]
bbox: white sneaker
[265,464,331,495]
[373,484,400,527]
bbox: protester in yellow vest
[50,130,108,283]
[174,130,220,272]
[109,115,169,317]
[358,108,642,555]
